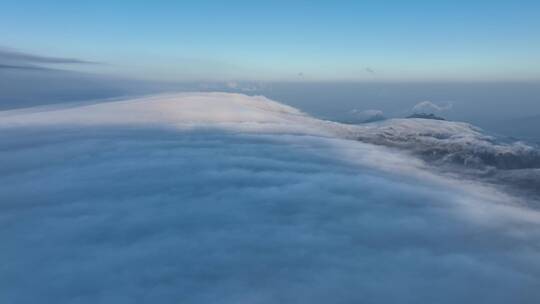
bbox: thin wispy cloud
[0,47,99,65]
[0,63,57,71]
[365,67,376,75]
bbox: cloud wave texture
[1,93,539,303]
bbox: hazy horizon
[2,65,539,142]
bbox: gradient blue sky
[1,0,539,81]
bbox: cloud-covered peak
[351,117,540,200]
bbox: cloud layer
[1,93,540,303]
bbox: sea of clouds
[1,93,540,303]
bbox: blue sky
[1,0,539,81]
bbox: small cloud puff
[348,109,386,123]
[412,100,452,114]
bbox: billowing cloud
[412,100,452,114]
[1,93,540,303]
[348,109,385,123]
[351,117,540,199]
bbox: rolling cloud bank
[1,93,540,303]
